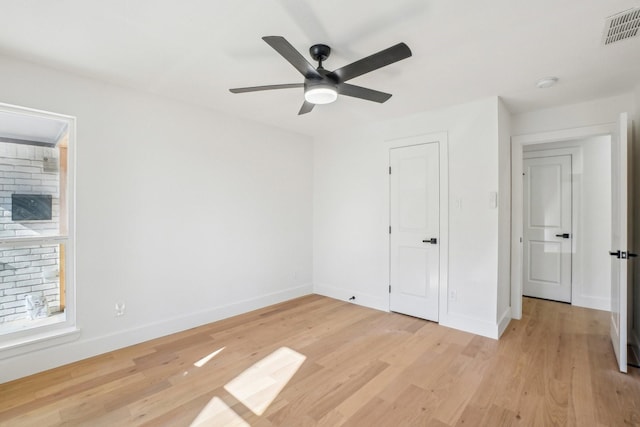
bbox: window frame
[0,102,77,357]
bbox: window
[0,103,76,351]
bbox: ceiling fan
[229,36,412,115]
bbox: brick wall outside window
[0,143,60,325]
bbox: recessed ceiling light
[536,77,558,89]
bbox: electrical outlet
[115,301,126,317]
[42,268,59,280]
[449,290,457,301]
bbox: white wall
[0,55,313,382]
[313,97,503,338]
[523,136,612,310]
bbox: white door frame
[511,123,615,319]
[386,132,449,321]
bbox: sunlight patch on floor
[224,347,306,416]
[190,346,306,424]
[194,347,225,368]
[190,397,249,427]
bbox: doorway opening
[511,115,633,374]
[520,138,611,307]
[511,124,616,319]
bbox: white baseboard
[497,307,512,338]
[572,295,610,312]
[313,283,388,312]
[439,312,499,340]
[0,284,312,383]
[314,283,502,339]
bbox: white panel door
[389,143,439,321]
[523,155,572,302]
[610,112,632,373]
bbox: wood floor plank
[306,360,389,421]
[331,365,404,422]
[566,333,597,426]
[341,396,393,427]
[1,296,639,426]
[428,354,486,424]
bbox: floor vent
[603,7,640,45]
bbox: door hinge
[389,285,391,293]
[389,226,391,234]
[389,166,392,174]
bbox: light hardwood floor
[1,295,639,426]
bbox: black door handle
[610,251,638,259]
[422,238,437,244]
[555,233,570,238]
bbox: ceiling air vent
[603,7,640,45]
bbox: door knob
[610,250,621,258]
[422,238,437,244]
[555,233,570,238]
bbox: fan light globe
[305,86,338,104]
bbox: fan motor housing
[304,78,337,92]
[309,44,331,62]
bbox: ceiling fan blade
[338,83,392,103]
[229,83,303,93]
[298,101,315,115]
[329,42,412,83]
[262,36,321,79]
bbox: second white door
[523,154,572,302]
[389,143,439,321]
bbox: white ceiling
[0,0,639,137]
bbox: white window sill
[0,326,81,360]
